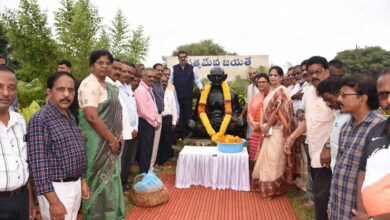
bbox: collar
[105,76,116,85]
[140,80,151,90]
[115,80,125,87]
[46,100,73,120]
[1,110,20,129]
[348,111,378,129]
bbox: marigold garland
[198,81,232,141]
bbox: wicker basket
[129,175,170,207]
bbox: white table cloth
[175,146,250,191]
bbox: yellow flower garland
[198,81,232,141]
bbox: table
[175,146,250,191]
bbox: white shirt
[105,77,127,139]
[167,83,180,119]
[246,83,259,102]
[300,81,311,95]
[289,83,302,112]
[301,85,335,168]
[161,89,178,125]
[330,111,350,171]
[116,80,139,140]
[0,111,29,191]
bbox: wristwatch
[324,143,331,149]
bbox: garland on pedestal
[198,81,232,141]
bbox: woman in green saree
[78,49,125,220]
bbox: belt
[0,185,26,198]
[52,176,80,183]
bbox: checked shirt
[329,111,384,220]
[27,101,86,195]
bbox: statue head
[207,67,227,85]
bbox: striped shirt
[329,111,384,220]
[27,101,87,195]
[0,110,29,191]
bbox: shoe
[302,201,315,209]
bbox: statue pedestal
[185,138,216,146]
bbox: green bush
[227,75,250,106]
[17,78,46,109]
[21,101,40,123]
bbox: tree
[54,0,101,79]
[2,0,59,81]
[127,25,149,64]
[335,46,390,78]
[109,10,149,63]
[258,65,269,74]
[0,21,8,57]
[95,27,110,50]
[109,9,129,59]
[108,10,149,64]
[54,0,75,56]
[172,39,237,56]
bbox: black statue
[188,67,245,138]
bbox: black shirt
[359,116,390,171]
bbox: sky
[1,0,390,70]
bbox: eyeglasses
[378,91,390,100]
[337,92,360,98]
[54,87,75,94]
[96,61,112,66]
[308,68,323,75]
[179,56,187,59]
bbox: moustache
[0,97,11,102]
[60,98,71,103]
[311,77,320,82]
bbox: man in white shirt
[164,67,180,124]
[288,71,302,113]
[286,56,335,219]
[156,75,178,165]
[116,62,139,191]
[0,65,35,219]
[241,68,259,138]
[316,76,350,171]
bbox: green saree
[79,83,125,220]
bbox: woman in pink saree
[247,73,269,161]
[252,66,296,198]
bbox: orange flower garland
[198,81,232,141]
